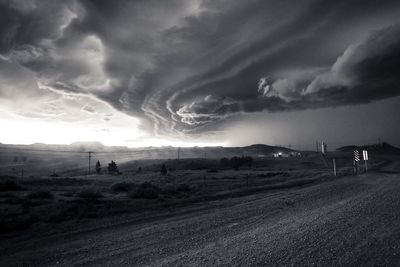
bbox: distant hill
[337,142,400,155]
[70,142,107,152]
[0,142,297,159]
[243,144,294,153]
[70,141,105,147]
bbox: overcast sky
[0,0,399,148]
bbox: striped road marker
[354,150,360,162]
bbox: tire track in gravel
[1,173,400,266]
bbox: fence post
[333,158,337,177]
[357,161,360,174]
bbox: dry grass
[27,190,53,199]
[77,187,103,199]
[0,156,348,235]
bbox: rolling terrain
[0,143,399,266]
[1,170,400,266]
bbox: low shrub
[111,182,137,193]
[0,179,24,191]
[176,183,190,192]
[129,182,159,199]
[77,187,103,199]
[162,183,191,196]
[27,190,53,199]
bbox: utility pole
[316,140,319,152]
[321,141,327,154]
[88,151,92,175]
[177,147,180,161]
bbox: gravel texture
[1,172,400,266]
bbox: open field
[0,150,374,235]
[0,145,399,266]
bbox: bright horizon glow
[0,118,226,148]
[0,91,226,148]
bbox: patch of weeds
[61,192,74,197]
[258,172,287,178]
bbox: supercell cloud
[1,0,400,141]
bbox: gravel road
[1,172,400,266]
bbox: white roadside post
[363,150,369,172]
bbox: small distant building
[272,152,289,158]
[272,151,301,158]
[289,151,301,157]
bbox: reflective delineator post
[363,150,368,172]
[354,150,360,175]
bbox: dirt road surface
[1,172,400,266]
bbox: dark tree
[108,160,118,174]
[137,166,142,174]
[220,157,230,166]
[231,157,242,170]
[245,156,253,167]
[95,160,101,174]
[160,164,167,176]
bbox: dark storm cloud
[0,0,75,54]
[1,0,400,136]
[176,24,400,132]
